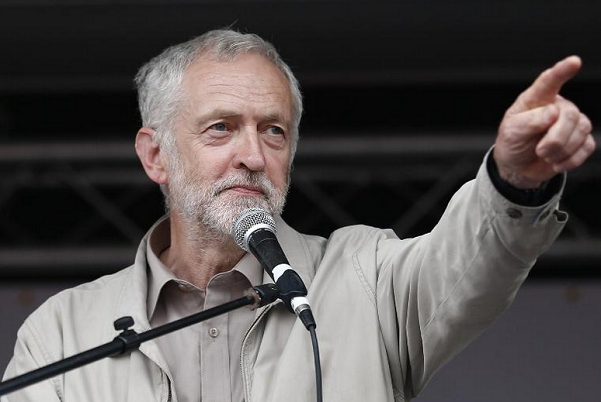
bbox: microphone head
[232,208,277,252]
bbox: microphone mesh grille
[231,208,277,251]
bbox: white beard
[166,153,288,239]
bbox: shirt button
[209,327,219,338]
[506,208,522,219]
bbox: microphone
[232,208,316,330]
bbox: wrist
[486,151,561,207]
[495,164,544,190]
[492,148,545,189]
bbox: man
[2,30,594,402]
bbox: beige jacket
[2,162,566,402]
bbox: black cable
[309,325,323,402]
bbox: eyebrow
[194,109,242,128]
[261,112,288,123]
[194,109,289,128]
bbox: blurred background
[0,0,600,400]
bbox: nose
[233,129,266,172]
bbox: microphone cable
[309,324,323,402]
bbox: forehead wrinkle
[201,70,285,86]
[206,90,282,105]
[205,82,287,100]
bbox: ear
[135,127,169,185]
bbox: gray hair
[134,29,303,157]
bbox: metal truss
[1,134,600,277]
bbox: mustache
[212,172,276,197]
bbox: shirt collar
[146,217,175,319]
[145,216,264,320]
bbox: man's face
[165,53,293,237]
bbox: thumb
[500,104,559,139]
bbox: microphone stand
[0,284,279,397]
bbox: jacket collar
[271,215,316,289]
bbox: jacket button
[506,208,522,219]
[209,327,219,338]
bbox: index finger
[514,56,582,112]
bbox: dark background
[1,2,600,401]
[0,1,600,277]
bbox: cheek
[186,146,233,175]
[266,153,291,186]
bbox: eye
[263,125,287,148]
[210,122,228,131]
[265,126,285,136]
[204,122,231,140]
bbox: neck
[160,211,245,290]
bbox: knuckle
[581,113,593,130]
[585,136,596,153]
[566,152,586,169]
[502,129,522,144]
[574,151,588,166]
[578,118,592,134]
[509,94,528,113]
[531,108,551,129]
[545,138,563,150]
[498,120,520,142]
[564,107,580,123]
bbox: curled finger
[557,113,593,158]
[552,134,596,172]
[536,99,581,162]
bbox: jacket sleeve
[2,318,63,402]
[373,155,566,399]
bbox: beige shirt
[146,218,263,402]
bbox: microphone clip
[275,269,308,313]
[246,283,280,309]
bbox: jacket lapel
[274,216,317,289]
